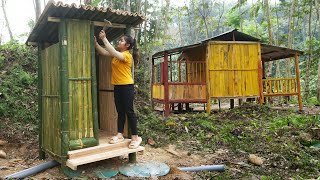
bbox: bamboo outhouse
[26,1,145,170]
[152,29,304,116]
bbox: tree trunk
[124,0,130,11]
[275,0,280,78]
[34,0,41,21]
[304,1,313,100]
[317,57,320,101]
[84,0,92,4]
[177,8,183,46]
[185,1,195,43]
[162,0,170,50]
[217,1,225,35]
[203,18,209,38]
[264,0,273,76]
[316,0,320,101]
[253,0,259,37]
[286,0,296,78]
[1,0,13,40]
[143,0,147,54]
[108,0,113,8]
[238,0,243,31]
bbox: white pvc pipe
[178,165,225,172]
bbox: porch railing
[262,78,298,96]
[153,61,206,84]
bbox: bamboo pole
[125,25,137,163]
[37,43,45,160]
[78,21,84,139]
[151,58,155,109]
[59,19,70,164]
[294,53,303,111]
[164,52,170,117]
[90,23,99,141]
[84,23,89,138]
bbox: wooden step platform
[66,139,144,170]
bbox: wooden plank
[99,56,113,90]
[264,93,298,97]
[99,91,117,134]
[66,146,145,170]
[48,17,127,29]
[68,140,131,159]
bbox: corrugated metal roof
[27,0,145,44]
[202,29,260,42]
[152,29,303,60]
[261,43,303,61]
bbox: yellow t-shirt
[111,50,134,85]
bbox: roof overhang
[261,44,304,61]
[26,0,145,45]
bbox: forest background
[1,0,320,104]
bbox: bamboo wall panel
[152,84,164,99]
[208,43,260,97]
[169,85,206,100]
[67,20,94,141]
[42,43,61,156]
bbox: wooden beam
[48,16,128,29]
[164,52,170,117]
[27,42,39,46]
[258,43,264,104]
[66,145,144,170]
[37,43,45,160]
[294,53,303,111]
[205,44,211,114]
[151,57,155,110]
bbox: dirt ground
[0,104,319,179]
[0,140,214,179]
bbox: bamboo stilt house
[151,29,304,116]
[26,0,145,171]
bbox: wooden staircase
[66,139,144,170]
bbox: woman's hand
[99,30,106,40]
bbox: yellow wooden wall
[152,84,164,100]
[67,20,94,140]
[42,43,61,156]
[169,85,206,100]
[207,42,260,98]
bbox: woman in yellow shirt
[95,30,142,149]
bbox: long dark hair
[122,35,140,67]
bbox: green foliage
[269,114,320,131]
[0,41,38,125]
[305,97,320,106]
[225,10,241,29]
[137,103,320,178]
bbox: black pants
[114,84,138,135]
